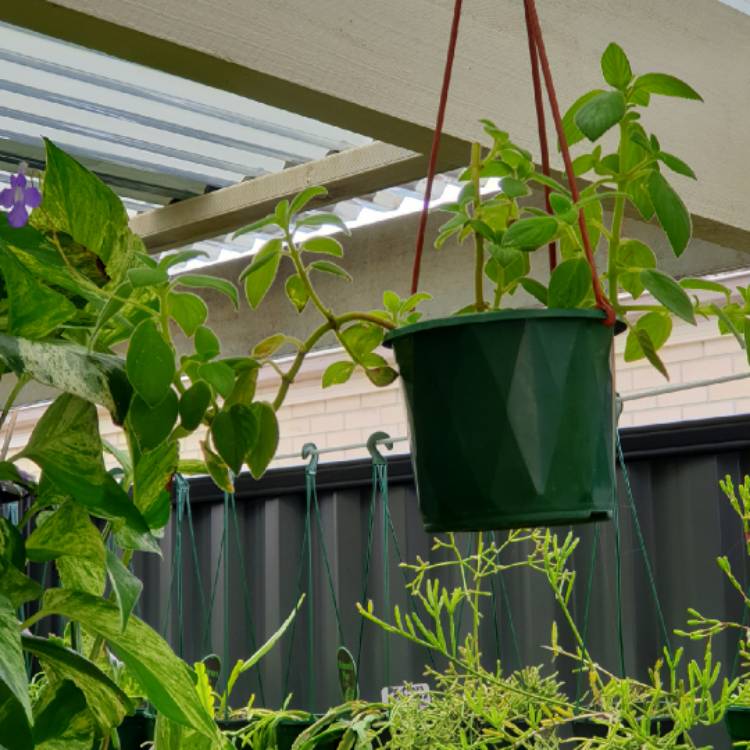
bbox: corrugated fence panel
[131,415,750,747]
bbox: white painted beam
[5,1,750,252]
[130,142,441,252]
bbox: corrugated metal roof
[0,19,468,271]
[0,21,370,204]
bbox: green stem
[20,610,46,631]
[0,373,29,433]
[606,124,628,307]
[470,143,486,311]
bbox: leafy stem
[470,143,486,311]
[606,123,628,308]
[0,372,29,433]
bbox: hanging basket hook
[302,442,319,476]
[366,431,393,466]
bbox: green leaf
[201,441,233,494]
[640,269,696,324]
[309,260,352,281]
[617,239,657,298]
[40,589,219,739]
[549,192,573,217]
[601,43,632,89]
[198,361,235,399]
[167,291,208,336]
[22,634,132,734]
[194,325,220,361]
[26,500,104,564]
[561,89,605,148]
[0,518,23,572]
[0,335,132,423]
[133,440,178,528]
[680,278,731,301]
[39,139,128,267]
[0,595,31,727]
[626,174,655,221]
[295,213,350,235]
[499,177,529,199]
[126,319,175,407]
[519,277,548,305]
[502,216,559,250]
[0,246,77,338]
[487,244,529,286]
[274,199,290,229]
[158,249,209,270]
[233,214,277,239]
[285,274,309,312]
[247,402,279,480]
[322,361,355,388]
[633,328,669,379]
[301,236,344,257]
[252,333,302,359]
[290,186,328,216]
[624,312,672,362]
[21,395,149,532]
[128,390,178,451]
[105,549,143,632]
[365,366,398,387]
[647,171,692,256]
[243,239,282,309]
[632,73,702,101]
[574,90,626,141]
[0,685,32,750]
[341,324,383,360]
[127,267,168,288]
[179,381,212,431]
[232,594,304,682]
[0,560,42,607]
[175,274,239,309]
[31,679,94,750]
[657,151,696,180]
[225,362,259,408]
[211,404,259,475]
[548,258,592,308]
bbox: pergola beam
[128,142,462,252]
[4,0,750,254]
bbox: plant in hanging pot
[230,42,747,533]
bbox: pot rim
[383,308,624,347]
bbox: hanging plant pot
[384,309,620,531]
[116,709,155,750]
[725,706,750,744]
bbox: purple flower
[0,162,41,228]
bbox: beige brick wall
[5,280,749,475]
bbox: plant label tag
[381,682,430,704]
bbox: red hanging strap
[523,0,616,326]
[411,0,616,327]
[523,0,556,272]
[411,0,463,295]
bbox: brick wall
[5,282,749,474]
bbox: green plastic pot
[725,706,750,744]
[384,309,619,531]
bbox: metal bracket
[366,431,393,466]
[302,442,320,476]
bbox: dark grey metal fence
[132,415,750,748]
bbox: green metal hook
[302,442,319,476]
[367,431,393,466]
